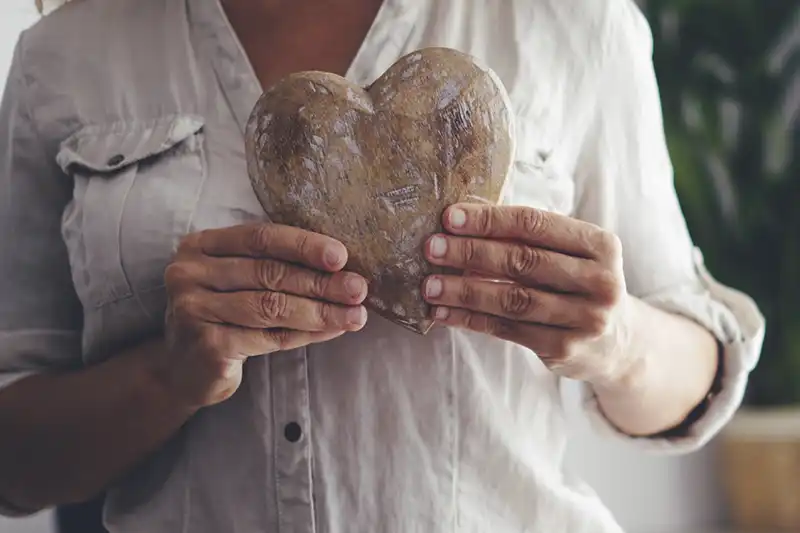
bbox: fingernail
[429,236,448,258]
[347,306,367,326]
[425,277,443,299]
[449,208,467,229]
[434,306,450,320]
[344,275,366,299]
[324,245,346,268]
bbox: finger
[176,289,368,332]
[217,324,348,356]
[431,307,597,378]
[442,204,617,261]
[186,257,368,305]
[191,223,349,272]
[425,235,606,295]
[431,306,574,357]
[431,305,541,346]
[463,269,511,280]
[424,275,599,329]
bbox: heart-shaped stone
[245,47,515,334]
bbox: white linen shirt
[0,0,765,531]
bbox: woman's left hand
[423,203,638,387]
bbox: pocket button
[107,154,126,167]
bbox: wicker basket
[721,408,800,530]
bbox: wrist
[592,294,650,396]
[131,338,201,418]
[589,296,723,437]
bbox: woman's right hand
[158,223,368,409]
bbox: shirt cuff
[581,248,766,454]
[0,495,39,518]
[0,330,81,516]
[0,329,82,392]
[0,370,36,393]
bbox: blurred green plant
[642,0,799,406]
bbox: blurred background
[0,0,797,532]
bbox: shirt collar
[187,0,420,135]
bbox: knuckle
[458,281,478,307]
[595,232,623,262]
[584,307,611,336]
[475,208,494,235]
[294,232,312,261]
[486,316,516,338]
[258,291,290,322]
[499,286,535,317]
[310,272,332,299]
[248,224,275,254]
[176,232,201,255]
[250,328,280,354]
[171,292,201,318]
[164,262,196,289]
[258,334,281,354]
[505,246,541,278]
[594,270,622,305]
[516,207,547,236]
[461,238,478,264]
[269,328,294,351]
[315,302,334,327]
[256,260,288,290]
[461,311,481,332]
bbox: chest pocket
[58,115,207,310]
[503,116,575,216]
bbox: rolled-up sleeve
[573,2,765,453]
[0,33,83,393]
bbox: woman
[0,0,765,532]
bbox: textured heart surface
[245,47,515,334]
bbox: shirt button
[106,154,125,167]
[283,422,303,443]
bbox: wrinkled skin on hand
[423,203,636,387]
[158,223,369,409]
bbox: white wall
[0,1,37,98]
[562,381,726,533]
[0,2,725,532]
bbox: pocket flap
[56,114,205,174]
[506,118,575,214]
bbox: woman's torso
[22,0,625,531]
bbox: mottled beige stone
[245,47,515,334]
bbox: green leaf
[643,0,800,406]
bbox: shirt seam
[303,346,318,533]
[15,29,51,169]
[449,328,460,533]
[180,429,194,533]
[571,1,642,209]
[271,359,284,533]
